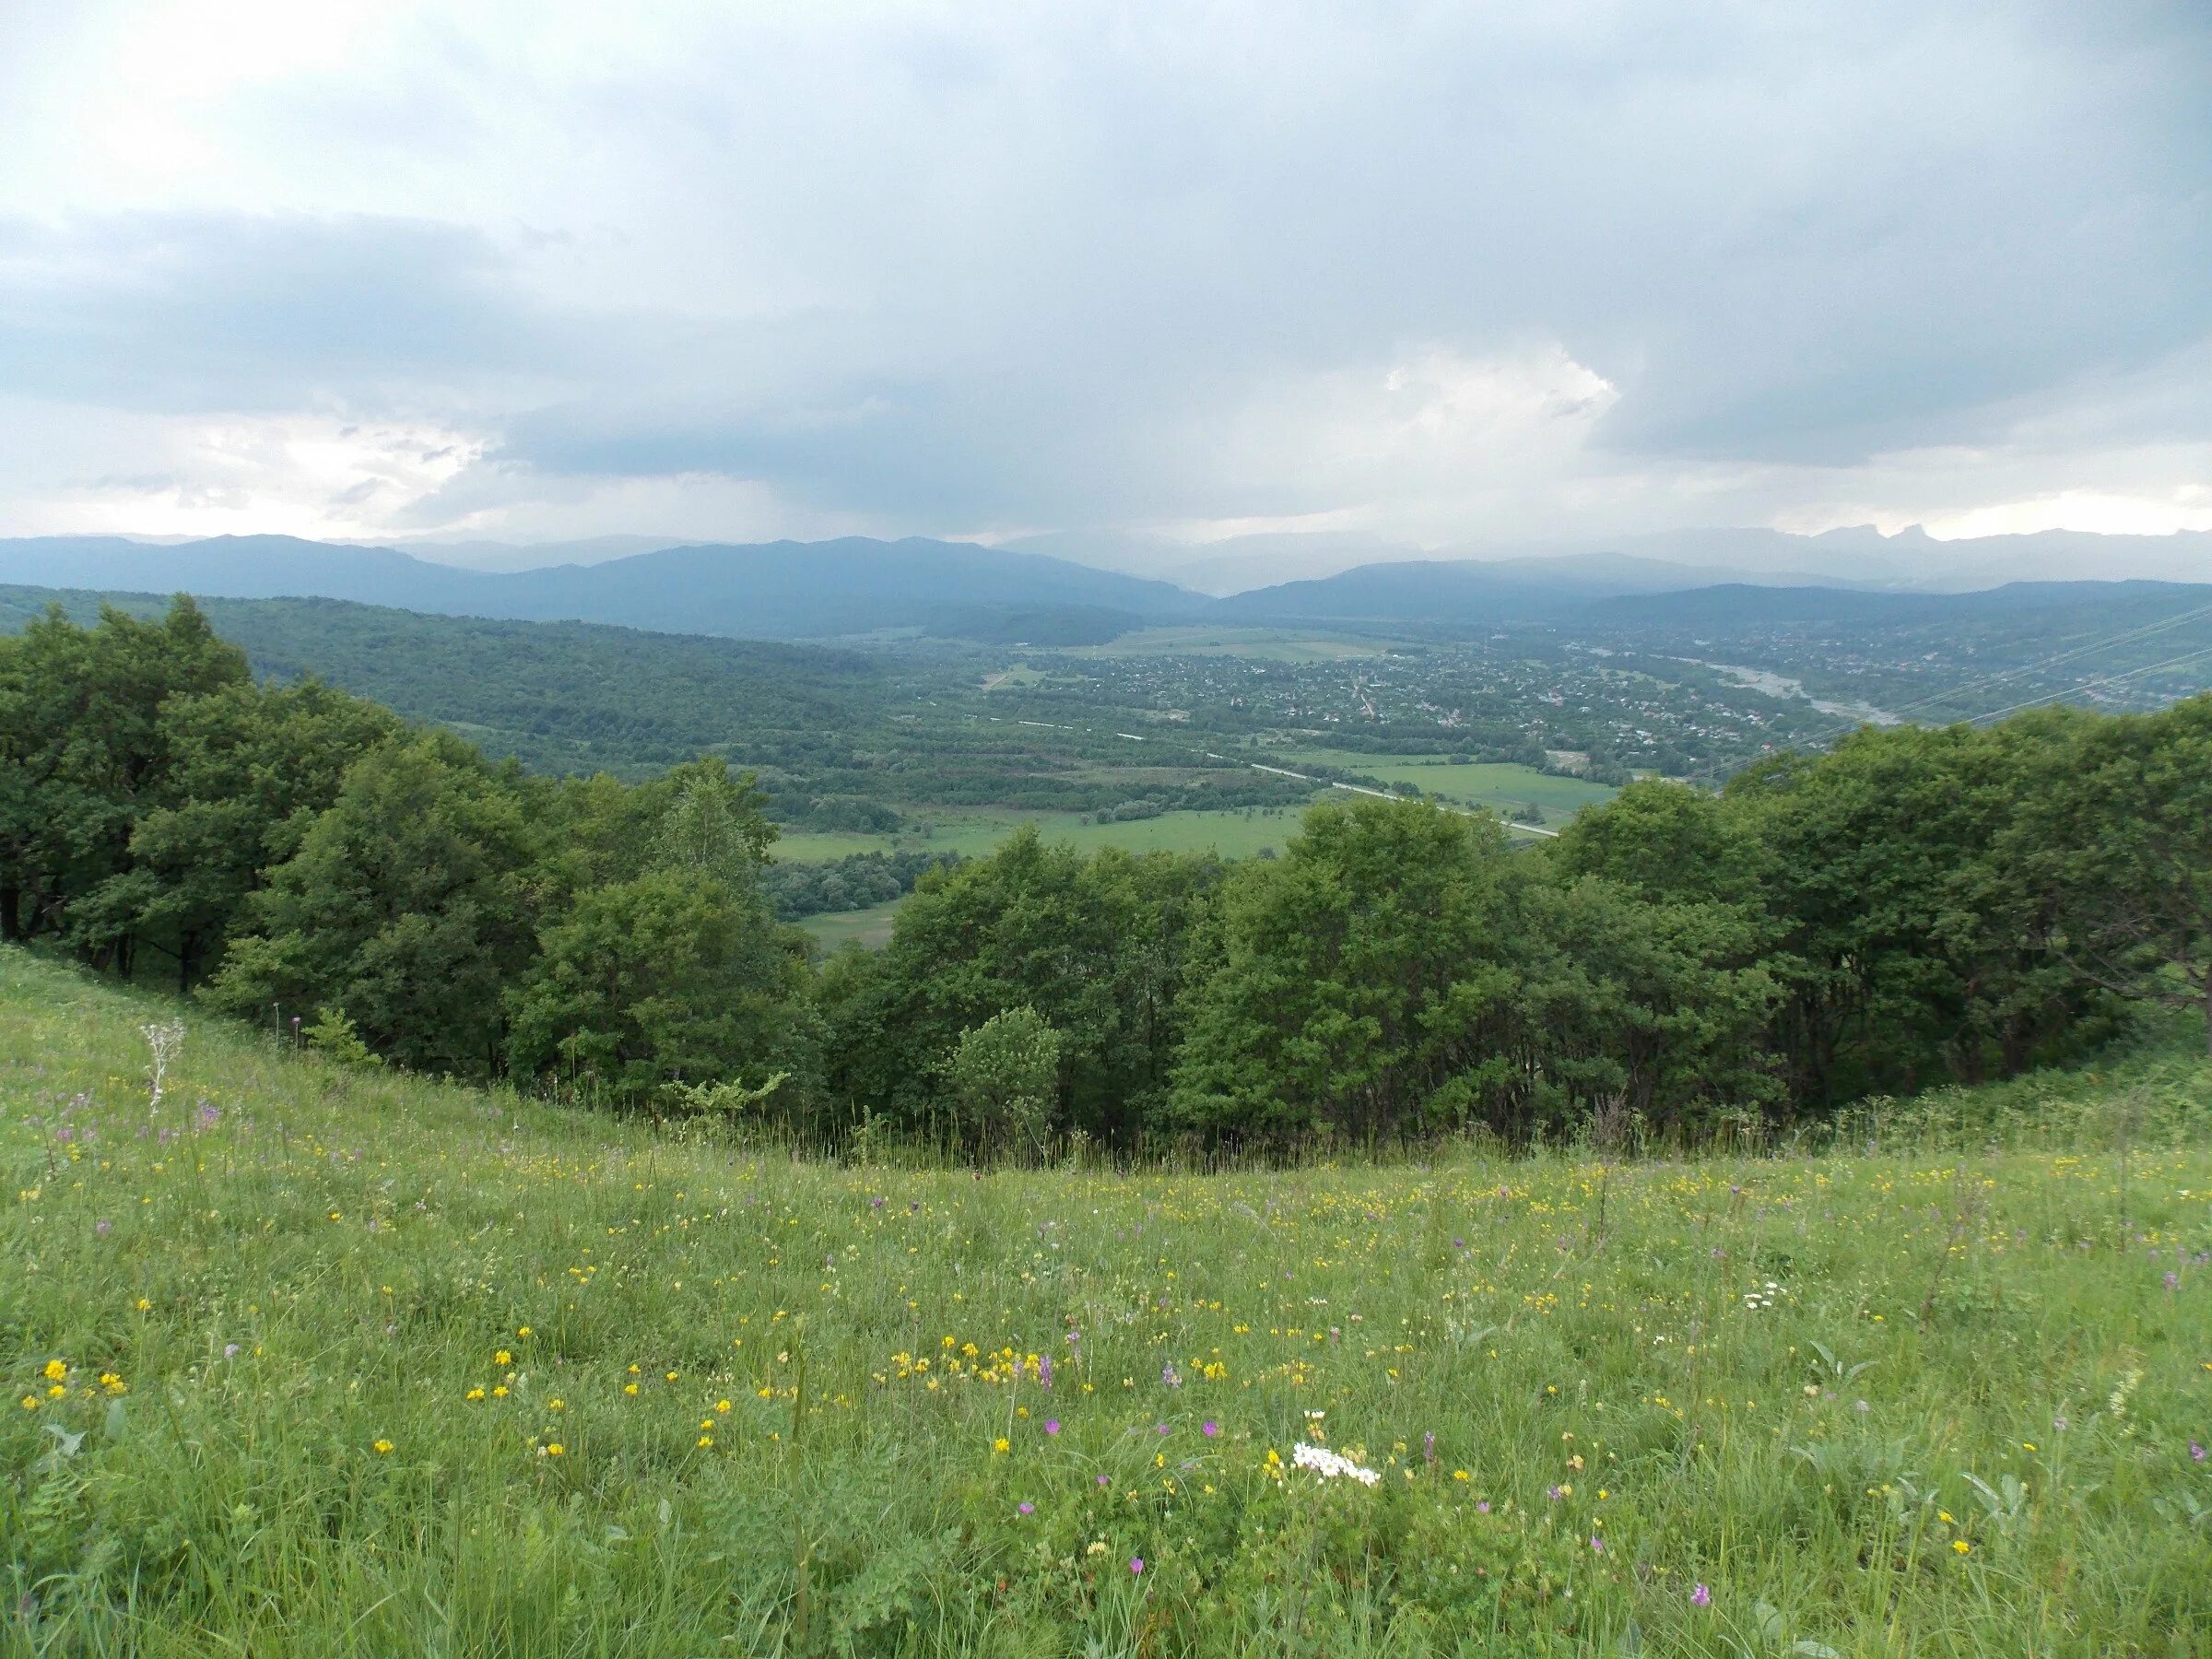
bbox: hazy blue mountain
[1008,529,1422,594]
[335,534,691,571]
[1577,578,2212,628]
[1212,554,1774,623]
[1018,524,2212,595]
[0,534,1203,640]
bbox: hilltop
[5,948,2209,1653]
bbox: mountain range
[1,528,2206,642]
[0,535,1203,641]
[1010,524,2212,594]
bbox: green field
[794,900,905,951]
[775,805,1312,865]
[1280,752,1618,827]
[6,949,2209,1654]
[1066,626,1392,661]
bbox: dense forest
[6,598,2208,1153]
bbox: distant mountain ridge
[6,528,2206,641]
[1577,577,2212,629]
[0,535,1206,641]
[1210,553,1822,625]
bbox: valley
[11,552,2212,942]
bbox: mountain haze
[0,535,1204,641]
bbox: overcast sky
[2,0,2208,550]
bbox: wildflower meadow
[5,948,2209,1655]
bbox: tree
[98,677,400,989]
[205,732,543,1076]
[1545,779,1783,1127]
[944,1006,1064,1158]
[0,598,247,961]
[650,757,778,885]
[828,829,1221,1141]
[506,869,818,1106]
[2006,695,2212,1053]
[1526,874,1783,1134]
[1722,716,2089,1105]
[1171,799,1529,1145]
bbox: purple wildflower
[1044,1418,1061,1435]
[1202,1420,1219,1438]
[1018,1501,1035,1516]
[1129,1558,1144,1576]
[1692,1583,1712,1607]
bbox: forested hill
[0,534,1203,641]
[0,586,890,776]
[1579,578,2212,629]
[1218,560,2212,631]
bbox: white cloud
[0,1,2206,557]
[0,397,484,539]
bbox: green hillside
[6,949,2208,1654]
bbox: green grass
[1279,753,1619,827]
[1065,627,1392,661]
[775,806,1311,865]
[5,947,2209,1654]
[794,901,905,951]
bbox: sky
[1,0,2209,555]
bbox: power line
[1680,598,2212,785]
[1962,641,2212,726]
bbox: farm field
[1277,752,1620,826]
[774,805,1312,866]
[6,950,2209,1655]
[1062,626,1393,661]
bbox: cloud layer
[1,0,2208,552]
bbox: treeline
[765,848,963,921]
[6,599,2207,1154]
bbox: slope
[0,535,1205,641]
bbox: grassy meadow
[1059,629,1392,662]
[1277,753,1620,828]
[772,805,1313,865]
[5,948,2211,1656]
[793,901,905,951]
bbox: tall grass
[3,947,2207,1655]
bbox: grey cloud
[3,0,2208,536]
[0,211,571,414]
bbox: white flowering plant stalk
[142,1020,184,1114]
[1292,1442,1381,1487]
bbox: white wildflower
[1292,1441,1381,1486]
